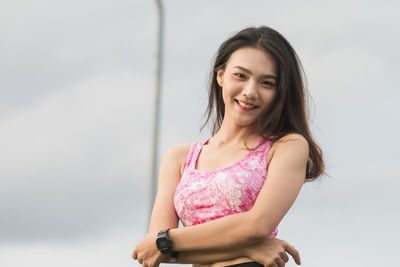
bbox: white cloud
[0,69,153,240]
[0,227,145,267]
[0,70,150,177]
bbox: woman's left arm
[169,134,309,252]
[133,134,308,265]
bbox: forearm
[163,246,248,265]
[169,211,262,252]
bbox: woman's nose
[242,80,258,99]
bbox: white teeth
[238,101,255,109]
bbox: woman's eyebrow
[233,66,277,80]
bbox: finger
[138,257,143,264]
[279,251,289,263]
[267,263,278,267]
[132,250,137,260]
[275,257,285,267]
[284,245,301,265]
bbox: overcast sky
[1,0,399,266]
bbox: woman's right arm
[133,144,300,266]
[136,144,250,264]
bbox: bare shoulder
[277,133,308,147]
[269,133,309,162]
[163,143,192,175]
[164,143,192,160]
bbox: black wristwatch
[156,229,174,255]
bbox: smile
[235,100,258,110]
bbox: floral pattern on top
[174,138,278,237]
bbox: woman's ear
[216,69,224,87]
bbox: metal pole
[148,0,164,228]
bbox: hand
[245,236,301,267]
[132,232,168,267]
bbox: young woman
[132,26,324,267]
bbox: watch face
[156,236,171,254]
[156,230,172,254]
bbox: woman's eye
[262,81,275,87]
[234,73,245,79]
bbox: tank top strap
[184,138,210,171]
[252,138,273,163]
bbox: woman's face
[217,46,278,128]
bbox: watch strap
[156,228,174,255]
[170,252,178,263]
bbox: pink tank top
[173,137,278,237]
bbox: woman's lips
[235,100,258,111]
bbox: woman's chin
[232,118,257,128]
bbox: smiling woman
[132,26,324,267]
[217,47,277,128]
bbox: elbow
[247,214,277,241]
[250,225,270,241]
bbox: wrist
[156,229,175,255]
[157,228,178,263]
[168,228,178,251]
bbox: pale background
[1,0,399,266]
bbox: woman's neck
[211,119,259,146]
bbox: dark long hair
[201,26,324,181]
